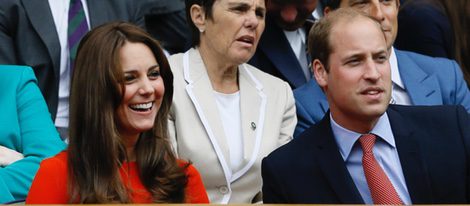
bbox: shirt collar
[283,28,306,45]
[390,47,404,89]
[330,112,396,161]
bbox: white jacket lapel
[182,49,233,187]
[232,65,266,182]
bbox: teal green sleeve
[0,66,66,203]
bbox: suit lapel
[231,66,267,182]
[183,49,232,180]
[313,114,364,203]
[22,0,60,77]
[258,18,307,88]
[387,106,432,203]
[395,49,442,105]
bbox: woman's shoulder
[176,160,209,203]
[241,63,291,89]
[168,48,198,69]
[176,160,202,180]
[0,65,36,87]
[167,51,187,78]
[0,65,35,77]
[26,151,69,203]
[40,151,68,169]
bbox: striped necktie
[68,0,89,71]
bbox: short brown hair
[185,0,216,47]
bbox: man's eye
[376,55,388,63]
[347,59,361,66]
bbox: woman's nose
[138,78,154,95]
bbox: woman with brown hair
[26,22,209,203]
[396,0,470,86]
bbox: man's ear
[313,59,328,89]
[190,4,206,32]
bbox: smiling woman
[25,22,209,204]
[117,42,165,151]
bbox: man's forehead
[329,16,384,47]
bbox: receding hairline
[327,10,386,53]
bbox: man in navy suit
[248,0,318,89]
[293,0,470,137]
[262,8,470,204]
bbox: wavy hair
[68,21,187,203]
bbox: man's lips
[360,87,385,96]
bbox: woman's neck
[121,132,139,162]
[198,45,239,94]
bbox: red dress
[26,152,209,203]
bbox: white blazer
[168,48,296,203]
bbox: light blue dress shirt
[330,112,412,204]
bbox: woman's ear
[190,4,206,33]
[313,59,329,89]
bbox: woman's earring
[198,28,205,33]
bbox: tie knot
[359,134,377,153]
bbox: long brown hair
[68,21,187,203]
[402,0,470,85]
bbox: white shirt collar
[283,28,306,45]
[330,112,396,161]
[390,47,405,89]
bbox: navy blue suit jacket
[248,16,311,89]
[294,49,470,137]
[262,105,470,204]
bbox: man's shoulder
[294,80,325,100]
[388,104,467,123]
[243,63,291,89]
[395,49,457,72]
[265,121,325,165]
[265,132,312,161]
[389,104,463,112]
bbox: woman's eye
[148,70,160,79]
[256,9,265,18]
[124,74,136,83]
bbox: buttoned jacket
[168,48,296,203]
